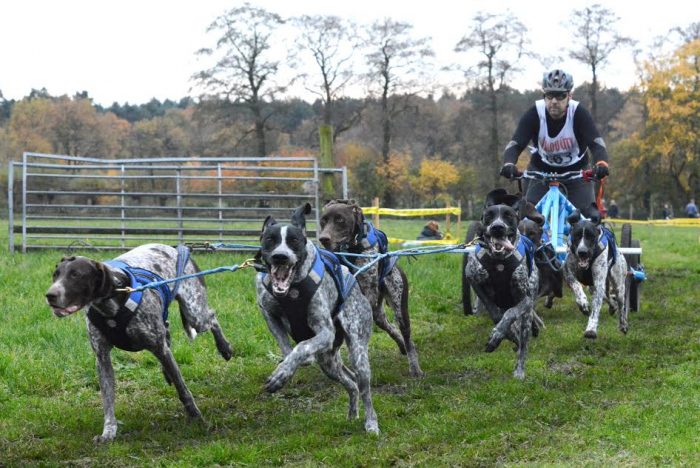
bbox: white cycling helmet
[542,69,574,92]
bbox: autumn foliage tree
[412,156,460,205]
[621,40,700,206]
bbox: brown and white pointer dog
[464,189,544,379]
[45,244,232,443]
[255,204,379,434]
[318,199,422,377]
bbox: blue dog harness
[351,218,397,285]
[598,226,618,265]
[262,246,355,344]
[87,246,190,351]
[474,235,535,309]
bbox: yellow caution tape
[606,218,700,227]
[387,233,459,246]
[361,207,462,216]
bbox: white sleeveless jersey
[533,99,583,167]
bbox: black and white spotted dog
[45,244,233,443]
[255,204,379,434]
[464,189,544,379]
[564,204,628,339]
[318,199,422,377]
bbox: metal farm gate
[8,152,348,252]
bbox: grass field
[1,218,699,467]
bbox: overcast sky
[0,0,697,107]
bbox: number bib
[534,99,583,167]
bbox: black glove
[592,163,609,180]
[499,164,519,180]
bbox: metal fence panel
[10,153,347,252]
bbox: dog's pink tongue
[494,238,515,251]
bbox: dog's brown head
[517,206,546,248]
[45,256,114,318]
[318,199,365,251]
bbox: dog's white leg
[486,297,532,353]
[584,283,605,339]
[87,322,118,443]
[344,330,379,434]
[209,318,233,361]
[152,343,202,420]
[93,348,118,443]
[317,351,360,420]
[265,327,335,393]
[260,308,295,357]
[564,259,590,316]
[611,258,628,334]
[514,308,533,379]
[584,256,609,339]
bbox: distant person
[662,203,672,220]
[686,199,698,218]
[608,199,619,218]
[417,221,444,240]
[599,199,608,219]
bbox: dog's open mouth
[577,257,591,269]
[270,264,296,297]
[49,304,82,318]
[489,237,515,254]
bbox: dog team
[45,194,629,440]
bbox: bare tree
[193,3,287,157]
[672,21,700,44]
[568,4,635,122]
[363,18,434,166]
[293,14,363,198]
[294,15,360,128]
[455,11,530,187]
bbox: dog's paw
[347,398,359,420]
[93,432,116,444]
[513,368,525,380]
[365,420,380,435]
[265,364,294,393]
[578,303,590,316]
[584,329,598,340]
[485,338,499,353]
[544,296,554,309]
[184,403,203,421]
[217,342,233,361]
[619,324,628,335]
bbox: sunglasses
[544,91,569,101]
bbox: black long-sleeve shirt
[503,103,609,171]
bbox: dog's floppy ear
[567,210,582,225]
[262,215,277,233]
[484,189,508,207]
[94,261,114,298]
[584,203,601,225]
[502,194,521,209]
[291,203,312,233]
[521,201,545,226]
[324,199,338,209]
